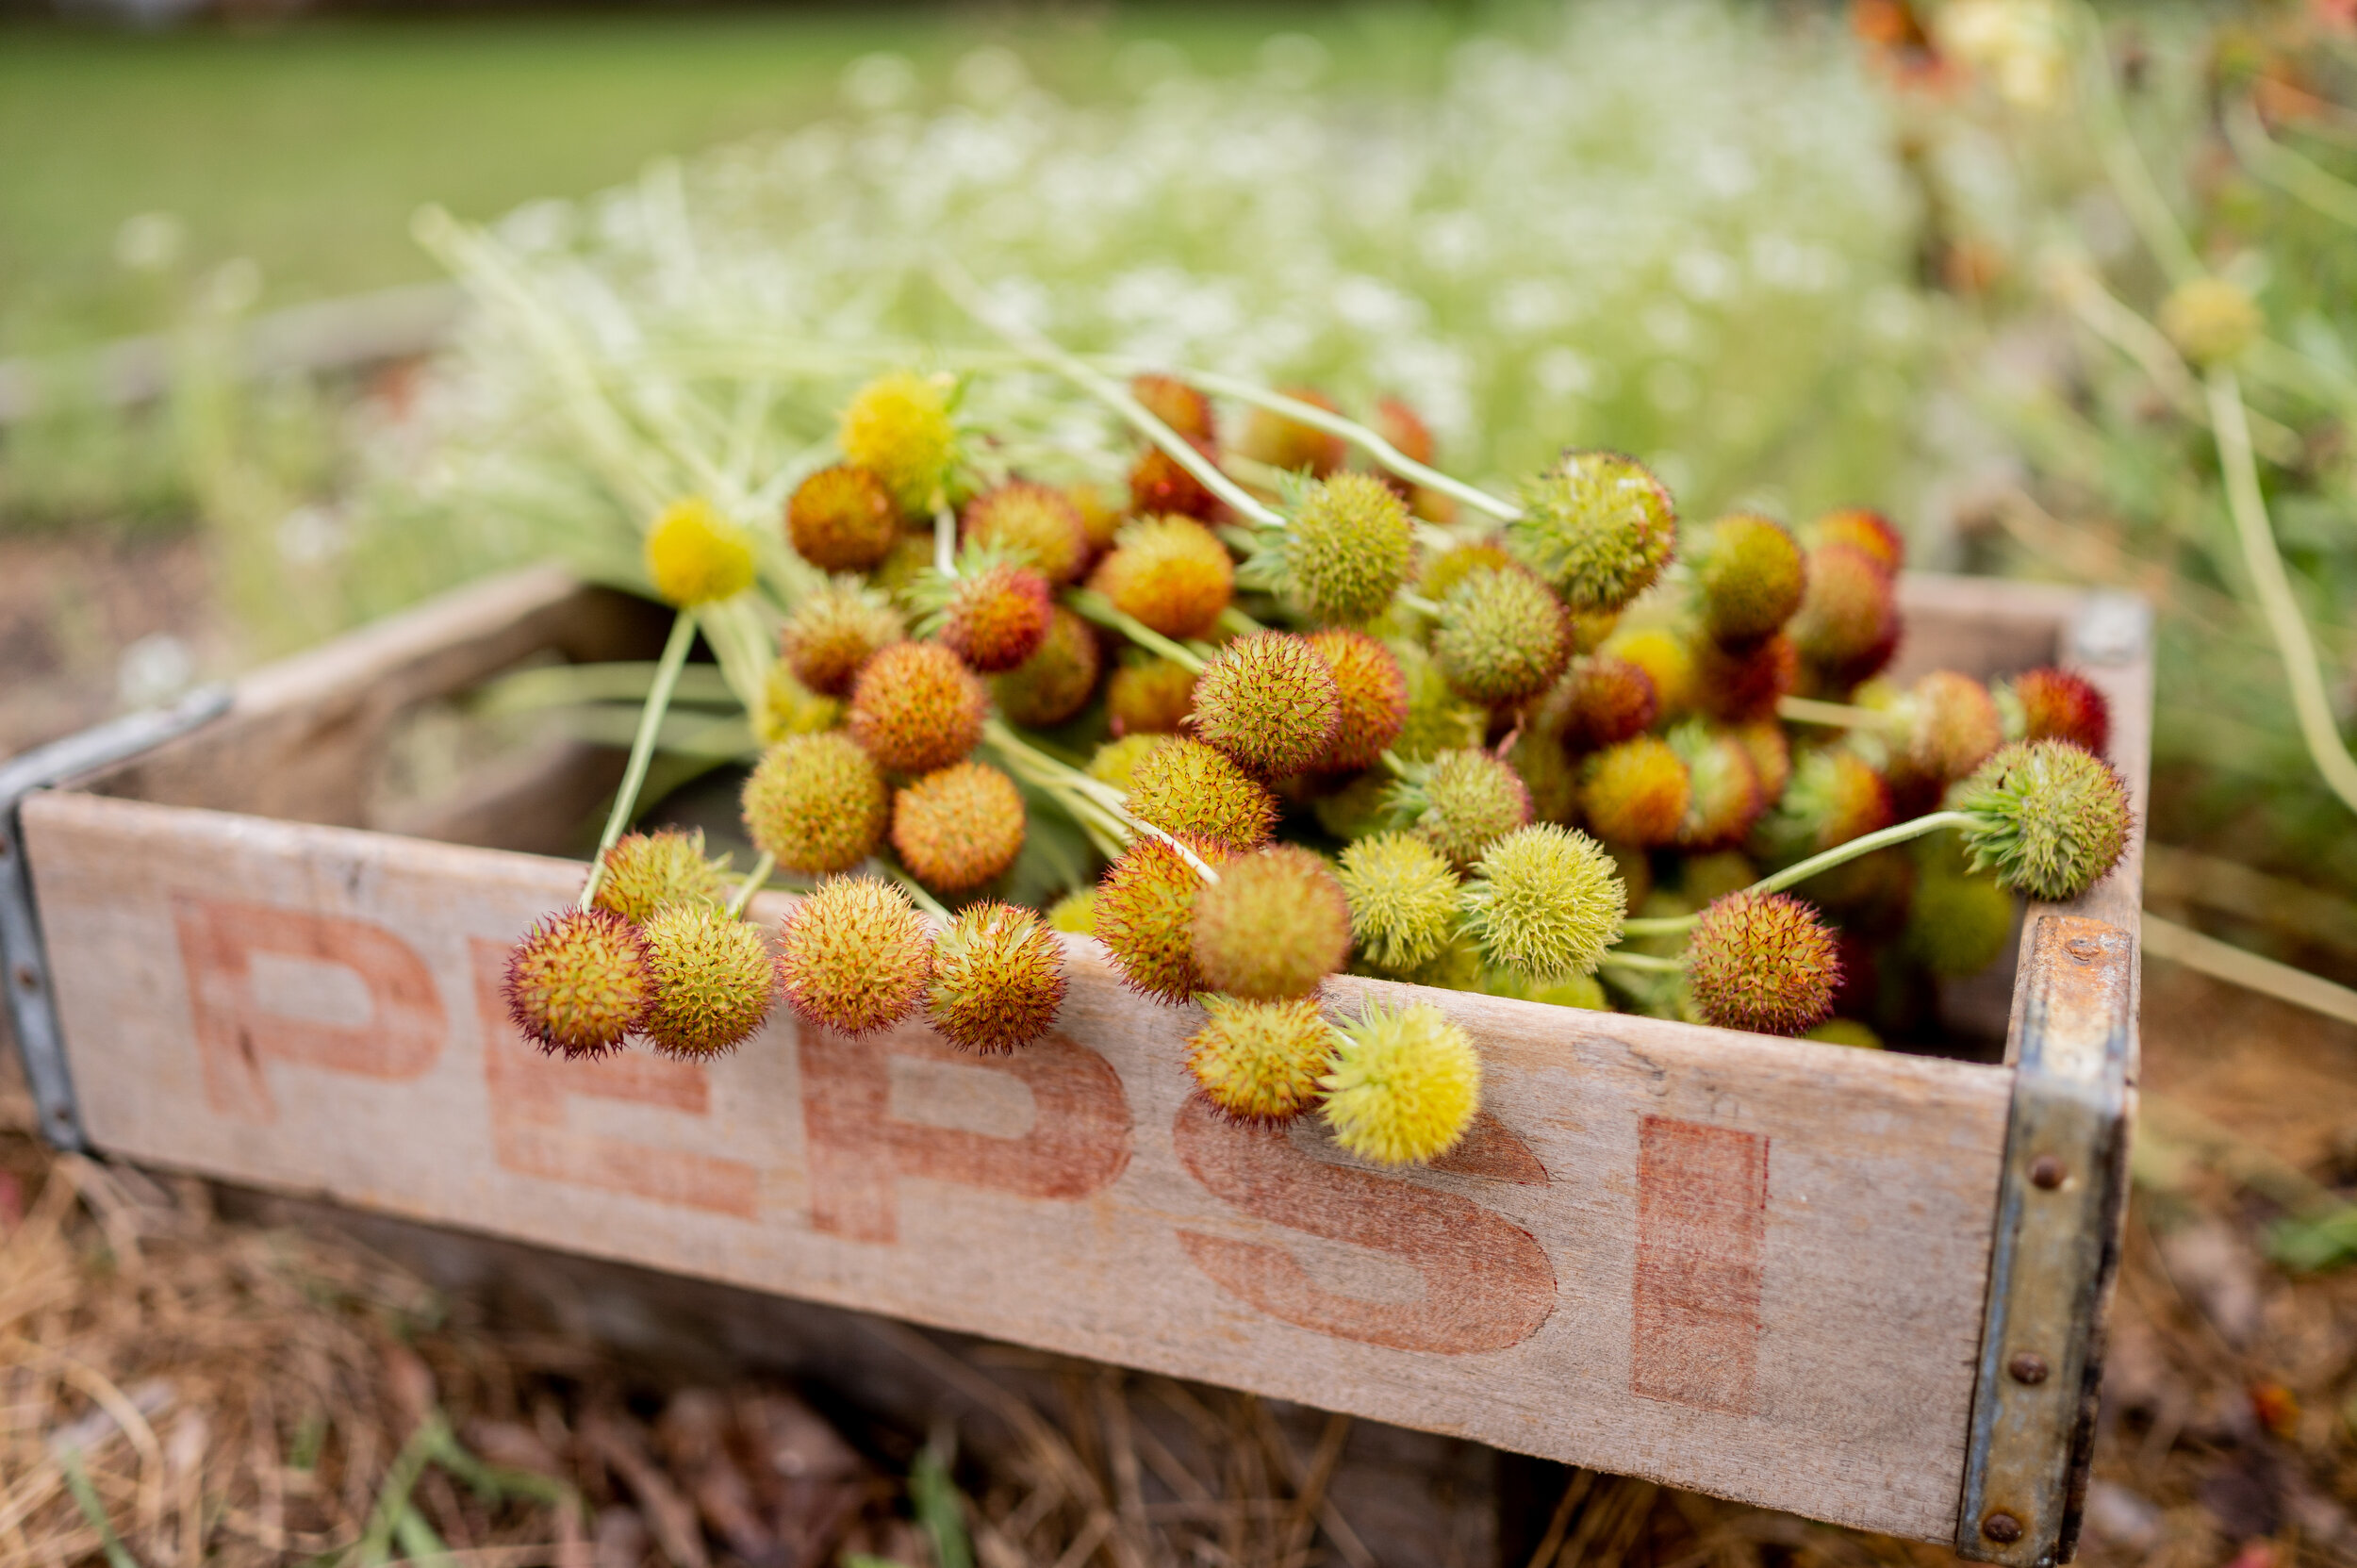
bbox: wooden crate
[5,565,2149,1563]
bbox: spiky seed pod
[742,732,891,876]
[891,762,1027,894]
[1693,513,1806,646]
[1235,387,1347,476]
[1304,630,1408,772]
[1603,626,1700,721]
[641,904,779,1058]
[1047,887,1099,936]
[1580,735,1691,848]
[1432,565,1573,707]
[1128,441,1222,520]
[838,371,957,515]
[1392,641,1488,761]
[2160,276,2262,367]
[646,496,756,606]
[1508,724,1580,825]
[1695,632,1798,724]
[1192,847,1353,1001]
[1509,450,1677,612]
[1189,633,1342,779]
[1321,1000,1481,1166]
[1096,834,1231,1003]
[1125,737,1277,850]
[1086,734,1174,794]
[1756,747,1892,860]
[782,579,906,698]
[754,662,844,746]
[776,876,933,1036]
[1460,823,1625,982]
[1310,769,1393,843]
[1680,849,1758,907]
[1389,747,1533,869]
[872,532,936,601]
[1953,741,2134,901]
[1186,996,1338,1124]
[963,481,1092,586]
[1068,482,1124,557]
[2001,667,2111,755]
[991,605,1101,729]
[849,641,987,775]
[927,901,1066,1053]
[1092,516,1235,639]
[1540,654,1658,754]
[1419,540,1515,604]
[1790,543,1902,690]
[1897,670,2003,790]
[1482,966,1609,1010]
[504,908,654,1058]
[1811,508,1905,574]
[1336,832,1460,975]
[593,828,734,924]
[1107,654,1197,735]
[1732,719,1791,802]
[1807,1017,1884,1049]
[785,464,900,572]
[939,561,1053,673]
[1130,372,1215,441]
[1277,472,1415,625]
[1667,722,1766,850]
[1905,868,2017,978]
[1685,891,1841,1036]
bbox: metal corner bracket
[0,684,232,1152]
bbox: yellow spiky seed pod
[1732,719,1791,802]
[1686,891,1841,1037]
[940,561,1053,673]
[1124,736,1277,850]
[991,604,1101,729]
[1896,670,2003,792]
[1388,747,1533,870]
[1810,508,1905,574]
[849,641,987,775]
[786,464,900,573]
[838,371,957,515]
[1460,823,1625,982]
[1321,999,1481,1166]
[781,579,906,698]
[1666,721,1766,851]
[1192,846,1353,1001]
[776,875,933,1036]
[891,761,1026,895]
[1278,471,1415,625]
[963,481,1092,586]
[1190,633,1341,779]
[646,496,757,607]
[1432,564,1572,707]
[1338,831,1461,975]
[593,828,734,925]
[1509,450,1677,613]
[1104,654,1194,736]
[742,732,890,876]
[1091,517,1234,640]
[1790,543,1901,691]
[1305,629,1407,773]
[753,661,844,745]
[1481,966,1609,1010]
[1235,386,1347,476]
[1538,653,1657,754]
[1419,540,1514,605]
[1047,887,1099,936]
[1391,640,1488,762]
[1095,833,1232,1003]
[1755,747,1892,861]
[1085,734,1174,794]
[503,908,654,1059]
[1067,481,1124,557]
[2159,276,2262,367]
[1186,995,1339,1125]
[1601,624,1700,721]
[927,901,1067,1053]
[1692,513,1806,647]
[1580,735,1691,849]
[641,904,779,1058]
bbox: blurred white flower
[114,212,184,273]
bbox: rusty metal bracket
[0,685,232,1152]
[1955,915,2137,1565]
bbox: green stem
[1063,589,1210,673]
[1618,812,1976,936]
[1397,591,1442,619]
[1217,604,1266,636]
[1598,950,1684,974]
[2224,95,2357,231]
[982,718,1223,881]
[727,850,777,919]
[578,610,698,910]
[880,861,953,924]
[2072,2,2201,285]
[1776,695,1903,731]
[933,498,959,578]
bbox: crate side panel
[26,790,2010,1541]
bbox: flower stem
[879,861,953,924]
[726,850,776,919]
[933,499,959,578]
[1598,950,1684,974]
[578,610,698,910]
[1776,696,1903,731]
[1063,589,1210,674]
[1618,811,1977,936]
[982,718,1222,882]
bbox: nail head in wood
[2006,1352,2049,1385]
[1981,1513,2024,1544]
[2028,1155,2066,1190]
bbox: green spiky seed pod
[1381,931,1484,991]
[1482,966,1609,1010]
[1130,372,1215,440]
[1887,670,2004,803]
[1905,867,2017,978]
[1419,540,1515,605]
[1047,887,1099,936]
[753,662,844,746]
[1304,630,1408,772]
[1603,625,1700,720]
[1507,724,1580,825]
[839,371,957,515]
[504,908,654,1058]
[782,579,905,698]
[1693,513,1805,646]
[1685,891,1841,1036]
[641,903,779,1058]
[849,641,987,775]
[1432,565,1572,707]
[1952,741,2134,901]
[963,481,1092,586]
[1107,653,1197,735]
[1666,722,1765,850]
[1310,768,1393,843]
[891,761,1027,894]
[1538,653,1657,754]
[1509,450,1677,613]
[776,876,933,1036]
[1096,834,1231,1003]
[1086,734,1174,794]
[1068,482,1124,557]
[1811,508,1904,574]
[1694,632,1798,724]
[1999,668,2111,755]
[646,496,757,607]
[1190,633,1341,779]
[1755,747,1891,861]
[1460,823,1625,982]
[1392,641,1487,761]
[1186,995,1338,1124]
[742,732,890,876]
[1091,516,1234,639]
[1192,847,1353,1001]
[939,561,1052,673]
[1806,1017,1884,1049]
[1235,386,1347,476]
[1790,543,1901,691]
[1276,471,1415,625]
[991,605,1101,729]
[927,901,1067,1053]
[1128,440,1221,520]
[1337,832,1460,975]
[1321,999,1481,1166]
[1125,737,1277,850]
[1389,747,1533,869]
[1680,850,1758,907]
[594,828,734,924]
[2160,276,2262,367]
[1580,735,1690,848]
[1732,719,1790,802]
[786,464,900,573]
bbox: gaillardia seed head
[1321,999,1481,1166]
[641,904,779,1058]
[1337,831,1461,975]
[1905,865,2017,978]
[1694,633,1798,724]
[1130,372,1215,441]
[1432,565,1572,707]
[1392,641,1488,761]
[1509,450,1677,612]
[646,496,757,607]
[1235,387,1347,477]
[1278,471,1415,625]
[849,641,987,774]
[1091,516,1235,639]
[1389,747,1534,869]
[891,761,1027,894]
[1755,746,1892,861]
[742,732,890,876]
[1190,633,1341,779]
[1108,653,1197,735]
[593,828,734,924]
[1086,734,1174,794]
[1603,625,1700,720]
[1095,834,1231,1003]
[1953,741,2134,901]
[753,661,843,746]
[1420,540,1516,604]
[1460,823,1625,982]
[2160,276,2262,367]
[1896,670,2003,791]
[927,901,1066,1053]
[838,371,957,515]
[782,579,906,697]
[1732,719,1791,802]
[940,560,1053,673]
[991,605,1101,728]
[786,464,899,572]
[1125,737,1277,850]
[1128,440,1221,520]
[963,481,1091,586]
[1304,630,1408,772]
[1667,722,1766,850]
[504,908,654,1058]
[1685,891,1841,1036]
[1192,846,1353,1001]
[1790,543,1901,691]
[1186,996,1338,1125]
[777,876,933,1036]
[1693,513,1805,646]
[1540,653,1658,753]
[1047,887,1099,936]
[1580,735,1691,848]
[2001,667,2111,755]
[1811,508,1905,574]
